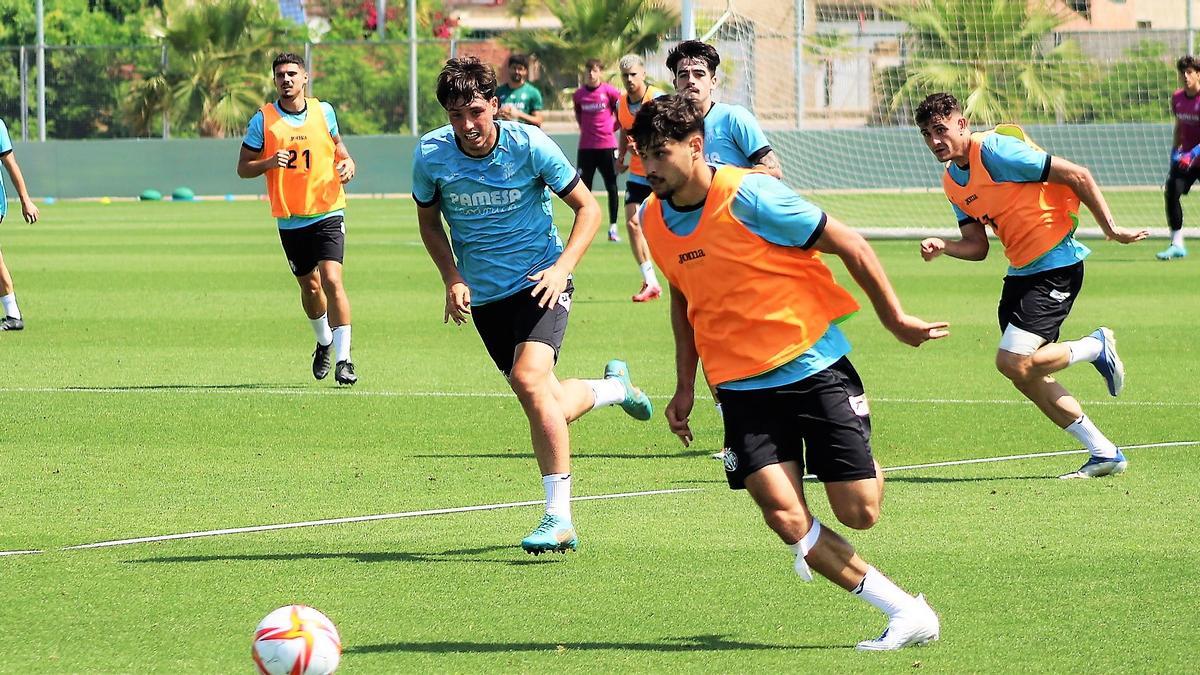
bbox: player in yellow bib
[237,53,359,385]
[914,93,1148,479]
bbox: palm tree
[880,0,1086,126]
[124,0,300,137]
[502,0,677,105]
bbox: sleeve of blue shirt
[951,202,972,225]
[320,102,340,139]
[411,143,438,207]
[243,111,265,152]
[528,127,580,197]
[730,105,771,162]
[0,118,12,155]
[980,132,1051,183]
[731,173,827,249]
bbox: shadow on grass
[411,449,715,460]
[884,474,1057,484]
[344,634,843,655]
[126,545,564,567]
[63,383,301,391]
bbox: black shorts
[716,357,876,489]
[997,261,1084,342]
[472,281,573,376]
[624,181,653,205]
[577,148,618,188]
[278,215,345,277]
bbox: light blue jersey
[703,102,771,169]
[412,120,580,306]
[0,118,12,219]
[948,132,1089,276]
[243,101,344,230]
[643,170,851,390]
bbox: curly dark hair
[271,52,305,73]
[1178,55,1199,74]
[436,57,498,108]
[666,40,720,76]
[630,94,705,151]
[914,92,962,126]
[506,53,530,69]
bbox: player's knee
[833,503,879,530]
[995,353,1032,383]
[761,506,807,542]
[507,365,545,399]
[625,219,643,236]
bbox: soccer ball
[251,605,342,675]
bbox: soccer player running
[496,53,544,127]
[634,95,946,650]
[1161,54,1200,260]
[616,54,667,302]
[668,40,784,459]
[0,116,39,331]
[237,53,359,385]
[914,93,1148,479]
[572,58,623,242]
[413,58,654,555]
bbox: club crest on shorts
[848,393,870,417]
[723,449,738,472]
[558,292,572,311]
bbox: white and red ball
[251,605,341,675]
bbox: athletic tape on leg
[793,518,822,582]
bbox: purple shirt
[1173,88,1200,152]
[573,83,621,150]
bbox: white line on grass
[2,440,1194,558]
[0,386,1194,408]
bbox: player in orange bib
[237,53,359,385]
[914,93,1148,479]
[633,95,948,651]
[615,54,667,303]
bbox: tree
[124,0,301,138]
[880,0,1084,126]
[502,0,677,106]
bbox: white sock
[786,517,822,582]
[1066,414,1118,459]
[310,313,333,346]
[0,293,20,320]
[1172,229,1185,248]
[852,565,917,619]
[543,473,572,519]
[332,324,352,363]
[585,378,627,410]
[609,223,618,233]
[1065,334,1103,366]
[639,261,659,287]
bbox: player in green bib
[496,53,544,127]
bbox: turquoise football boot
[603,359,653,421]
[521,513,578,555]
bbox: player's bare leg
[317,260,355,384]
[625,205,661,302]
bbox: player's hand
[527,264,570,309]
[274,150,291,168]
[497,105,514,120]
[20,198,39,224]
[885,314,950,347]
[665,389,695,447]
[1106,225,1149,244]
[1171,147,1186,166]
[336,157,356,184]
[919,237,946,261]
[1180,154,1195,171]
[616,158,628,174]
[444,280,471,325]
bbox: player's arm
[1047,157,1147,244]
[815,216,949,347]
[528,180,599,308]
[236,144,288,178]
[920,220,989,262]
[415,203,471,325]
[666,283,699,446]
[752,149,784,180]
[332,135,356,184]
[616,128,630,174]
[0,152,40,223]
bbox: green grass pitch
[0,198,1197,672]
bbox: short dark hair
[630,94,705,151]
[436,57,498,108]
[272,52,306,73]
[914,92,962,126]
[1178,55,1199,74]
[506,53,530,69]
[666,40,720,75]
[585,58,604,71]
